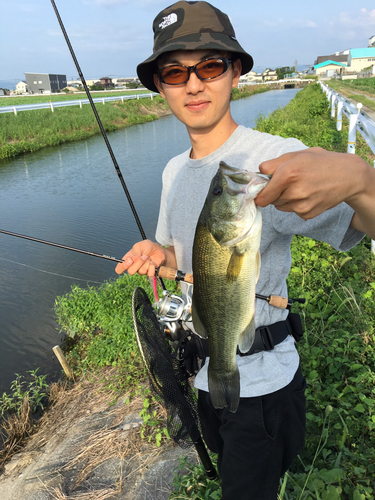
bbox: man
[115,2,375,498]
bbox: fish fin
[191,298,208,339]
[226,249,244,283]
[238,316,256,354]
[255,250,261,282]
[208,364,240,413]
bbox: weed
[0,368,49,417]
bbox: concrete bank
[0,375,198,500]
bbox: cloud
[292,19,318,28]
[338,8,375,27]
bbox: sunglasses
[157,57,232,85]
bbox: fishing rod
[0,229,303,309]
[51,0,145,240]
[49,0,167,292]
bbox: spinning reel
[154,290,193,341]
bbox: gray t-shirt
[155,125,364,397]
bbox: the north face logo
[159,13,178,30]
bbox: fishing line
[49,0,165,291]
[0,256,104,285]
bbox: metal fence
[0,92,157,115]
[319,81,375,252]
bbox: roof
[315,54,348,65]
[350,47,375,58]
[314,60,347,69]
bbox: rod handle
[267,295,289,309]
[158,266,194,284]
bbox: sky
[2,0,375,88]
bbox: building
[239,70,262,83]
[314,54,348,66]
[15,81,28,94]
[99,77,113,90]
[261,69,278,82]
[347,48,375,73]
[369,35,375,48]
[314,60,347,78]
[24,73,67,94]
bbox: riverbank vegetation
[326,77,375,114]
[0,85,270,160]
[0,96,171,160]
[1,83,375,498]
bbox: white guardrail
[0,92,157,115]
[320,81,375,253]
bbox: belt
[237,318,293,356]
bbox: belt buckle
[259,326,274,351]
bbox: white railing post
[373,160,375,254]
[331,94,336,118]
[49,100,54,112]
[336,100,343,131]
[347,114,358,154]
[13,106,17,116]
[79,100,82,108]
[347,103,362,154]
[102,98,105,105]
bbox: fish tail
[208,365,240,413]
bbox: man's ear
[153,74,165,98]
[232,59,242,88]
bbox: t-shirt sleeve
[270,202,365,251]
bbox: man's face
[153,50,241,135]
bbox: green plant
[169,455,221,500]
[0,369,49,417]
[139,393,170,447]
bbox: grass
[327,78,375,113]
[0,90,153,107]
[0,95,170,159]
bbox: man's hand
[255,148,375,236]
[115,240,176,277]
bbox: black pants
[198,365,306,500]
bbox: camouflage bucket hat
[137,1,254,92]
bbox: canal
[0,89,300,391]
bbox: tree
[276,66,294,79]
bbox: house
[239,70,262,83]
[314,54,348,66]
[347,48,375,73]
[261,69,278,81]
[314,60,347,77]
[24,73,67,94]
[15,80,28,94]
[99,77,114,90]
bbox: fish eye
[212,186,223,196]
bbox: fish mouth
[219,161,270,197]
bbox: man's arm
[115,240,177,277]
[256,147,375,240]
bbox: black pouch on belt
[288,312,304,342]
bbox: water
[0,89,299,391]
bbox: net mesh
[131,286,201,447]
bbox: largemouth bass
[192,161,270,413]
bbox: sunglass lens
[160,66,188,84]
[197,59,226,79]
